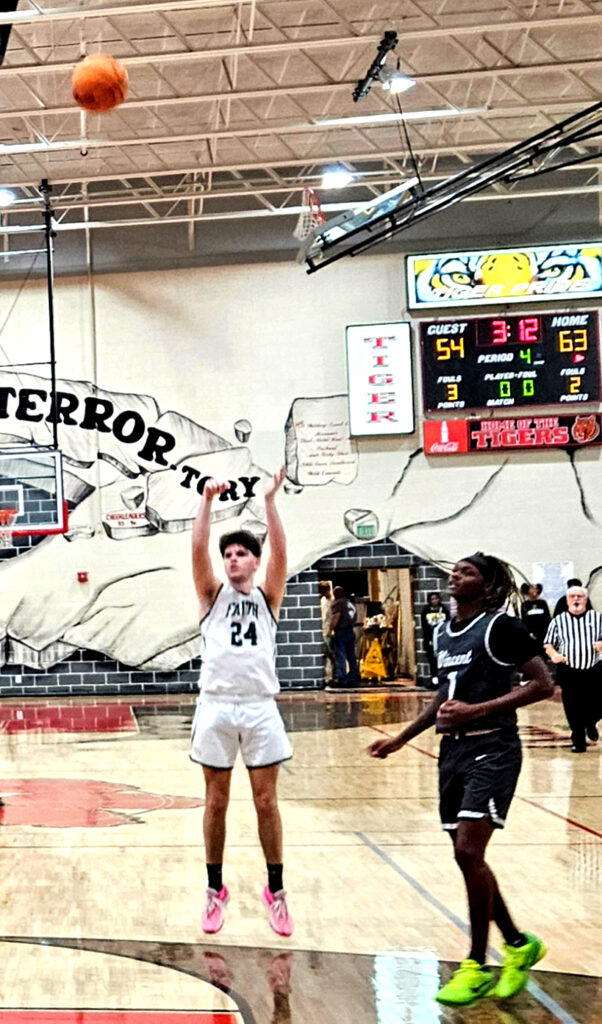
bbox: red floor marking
[516,795,602,840]
[0,1014,239,1022]
[0,704,137,735]
[0,779,203,828]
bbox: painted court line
[516,794,602,840]
[401,735,602,842]
[357,831,580,1024]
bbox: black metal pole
[40,178,59,450]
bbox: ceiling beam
[0,33,381,77]
[2,12,602,77]
[0,90,592,126]
[0,3,599,39]
[0,178,597,238]
[0,1,259,26]
[10,129,602,192]
[0,99,596,158]
[7,163,599,217]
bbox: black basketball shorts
[438,730,522,831]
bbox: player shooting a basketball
[368,553,554,1007]
[190,466,293,937]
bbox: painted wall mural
[407,244,602,308]
[0,377,390,671]
[0,257,600,675]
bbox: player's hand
[203,478,230,501]
[367,736,400,759]
[436,699,478,729]
[264,466,286,500]
[593,641,602,653]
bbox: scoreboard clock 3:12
[420,311,600,411]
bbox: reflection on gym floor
[0,690,599,1023]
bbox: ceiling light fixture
[378,66,415,94]
[321,167,354,189]
[0,189,16,207]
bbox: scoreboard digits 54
[420,311,601,411]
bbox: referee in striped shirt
[544,586,602,752]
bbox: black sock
[508,932,527,947]
[207,864,223,891]
[267,863,283,894]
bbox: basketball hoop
[0,509,17,549]
[293,187,326,241]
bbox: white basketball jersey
[199,583,279,702]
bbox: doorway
[319,567,416,684]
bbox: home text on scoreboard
[420,312,601,411]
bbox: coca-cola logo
[430,442,460,453]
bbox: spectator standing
[319,581,334,684]
[421,592,450,687]
[330,585,360,688]
[521,584,551,644]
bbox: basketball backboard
[0,449,67,536]
[297,178,418,268]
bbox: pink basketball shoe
[262,885,294,937]
[202,884,229,933]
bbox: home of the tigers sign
[423,414,602,454]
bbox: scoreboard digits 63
[420,311,601,411]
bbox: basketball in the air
[72,54,128,113]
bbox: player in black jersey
[368,553,554,1007]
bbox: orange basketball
[72,54,128,113]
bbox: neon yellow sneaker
[435,959,495,1006]
[492,932,547,999]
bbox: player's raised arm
[192,479,228,615]
[262,466,287,617]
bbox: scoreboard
[420,311,601,411]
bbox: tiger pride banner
[424,414,602,454]
[406,244,602,308]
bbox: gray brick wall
[412,563,451,685]
[0,647,201,697]
[276,570,323,690]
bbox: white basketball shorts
[190,698,293,769]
